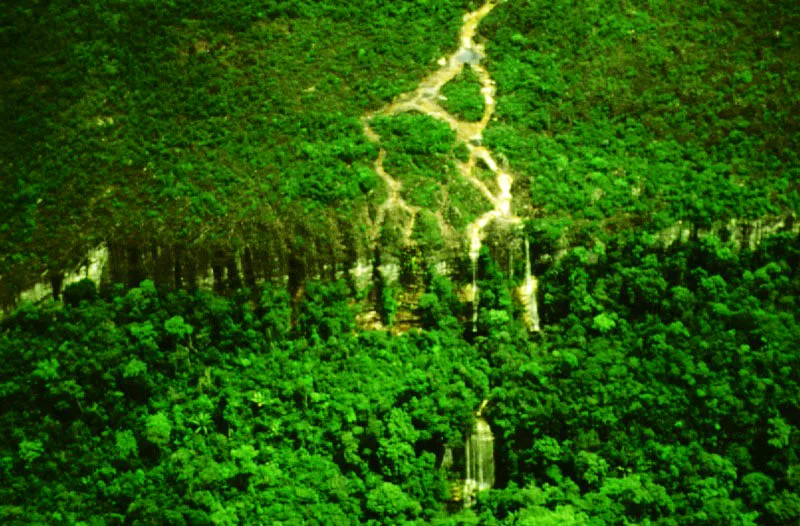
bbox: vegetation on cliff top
[2,0,798,279]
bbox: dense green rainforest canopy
[3,236,800,524]
[2,0,800,524]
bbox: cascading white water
[362,0,529,332]
[469,226,481,331]
[518,238,541,332]
[464,400,494,507]
[441,446,454,471]
[349,258,374,292]
[17,244,110,304]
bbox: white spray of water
[18,244,109,304]
[517,238,541,332]
[464,399,494,507]
[361,0,537,330]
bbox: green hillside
[1,0,799,524]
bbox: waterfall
[464,400,494,507]
[467,222,484,332]
[441,446,454,471]
[349,258,374,292]
[470,238,479,332]
[17,243,110,304]
[361,0,521,334]
[518,238,541,332]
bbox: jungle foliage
[440,67,486,122]
[481,0,800,237]
[1,0,475,279]
[2,0,800,524]
[2,231,799,524]
[3,0,798,282]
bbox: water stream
[361,0,541,331]
[17,244,109,304]
[9,0,548,328]
[463,399,495,507]
[518,239,541,331]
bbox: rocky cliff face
[3,213,796,324]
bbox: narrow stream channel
[361,0,541,332]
